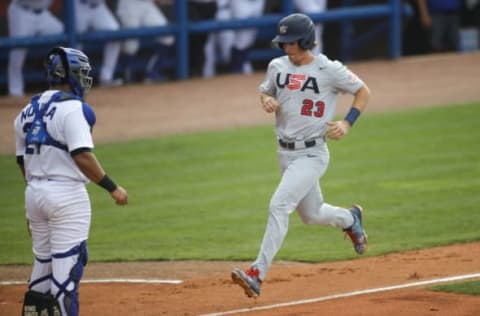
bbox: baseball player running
[14,46,128,316]
[231,13,370,298]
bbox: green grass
[430,280,480,296]
[1,102,479,264]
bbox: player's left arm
[326,83,370,140]
[72,149,128,205]
[15,154,31,236]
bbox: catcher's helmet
[45,47,93,98]
[272,13,316,50]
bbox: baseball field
[1,52,480,315]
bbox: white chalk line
[200,272,480,316]
[0,278,183,286]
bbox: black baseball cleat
[231,267,262,298]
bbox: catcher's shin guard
[22,290,61,316]
[29,256,53,293]
[52,241,88,316]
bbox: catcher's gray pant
[253,140,354,280]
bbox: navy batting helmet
[272,13,316,50]
[45,47,93,98]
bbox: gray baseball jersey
[259,54,364,142]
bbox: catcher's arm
[72,149,128,205]
[326,84,370,141]
[16,156,32,237]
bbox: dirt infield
[1,52,480,315]
[1,243,480,315]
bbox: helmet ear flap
[45,47,70,84]
[299,28,315,50]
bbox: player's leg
[23,183,60,315]
[7,3,33,96]
[296,183,354,228]
[144,6,174,81]
[231,29,255,73]
[51,241,88,316]
[218,29,235,63]
[48,181,92,315]
[93,4,122,84]
[202,33,217,77]
[117,2,142,83]
[8,49,27,97]
[312,23,324,55]
[145,4,174,46]
[255,150,327,278]
[73,1,90,34]
[36,9,64,35]
[296,160,367,254]
[230,0,264,73]
[216,0,235,64]
[232,151,326,296]
[23,254,59,315]
[23,257,61,316]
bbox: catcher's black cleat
[343,205,368,254]
[231,267,262,298]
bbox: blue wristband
[344,107,361,126]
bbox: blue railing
[0,0,403,85]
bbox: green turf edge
[429,280,480,296]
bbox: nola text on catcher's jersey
[14,90,96,183]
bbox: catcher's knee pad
[52,241,88,316]
[22,290,61,316]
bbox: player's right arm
[260,93,279,113]
[259,59,280,114]
[13,111,27,179]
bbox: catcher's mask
[45,46,93,98]
[272,13,316,51]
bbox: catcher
[14,47,128,316]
